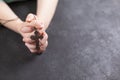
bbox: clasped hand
[19,13,48,54]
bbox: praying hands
[20,14,48,53]
[0,0,58,54]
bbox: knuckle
[30,49,37,53]
[23,38,29,43]
[46,41,48,46]
[46,34,48,40]
[40,46,46,51]
[22,38,25,42]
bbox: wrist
[16,19,24,35]
[36,19,48,31]
[0,17,24,34]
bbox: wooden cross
[30,27,43,50]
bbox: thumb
[26,13,36,22]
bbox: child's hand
[19,13,48,53]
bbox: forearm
[0,1,23,34]
[37,0,58,30]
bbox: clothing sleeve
[0,0,3,2]
[3,0,27,3]
[4,0,14,3]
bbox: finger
[30,41,48,53]
[26,13,36,22]
[21,26,34,33]
[23,20,43,31]
[23,38,35,43]
[30,49,37,53]
[30,20,44,29]
[26,13,44,30]
[42,41,48,49]
[22,31,35,38]
[39,32,48,45]
[25,43,36,50]
[22,31,36,43]
[39,41,48,52]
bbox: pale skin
[0,0,58,53]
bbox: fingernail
[27,14,34,21]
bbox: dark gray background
[0,0,120,80]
